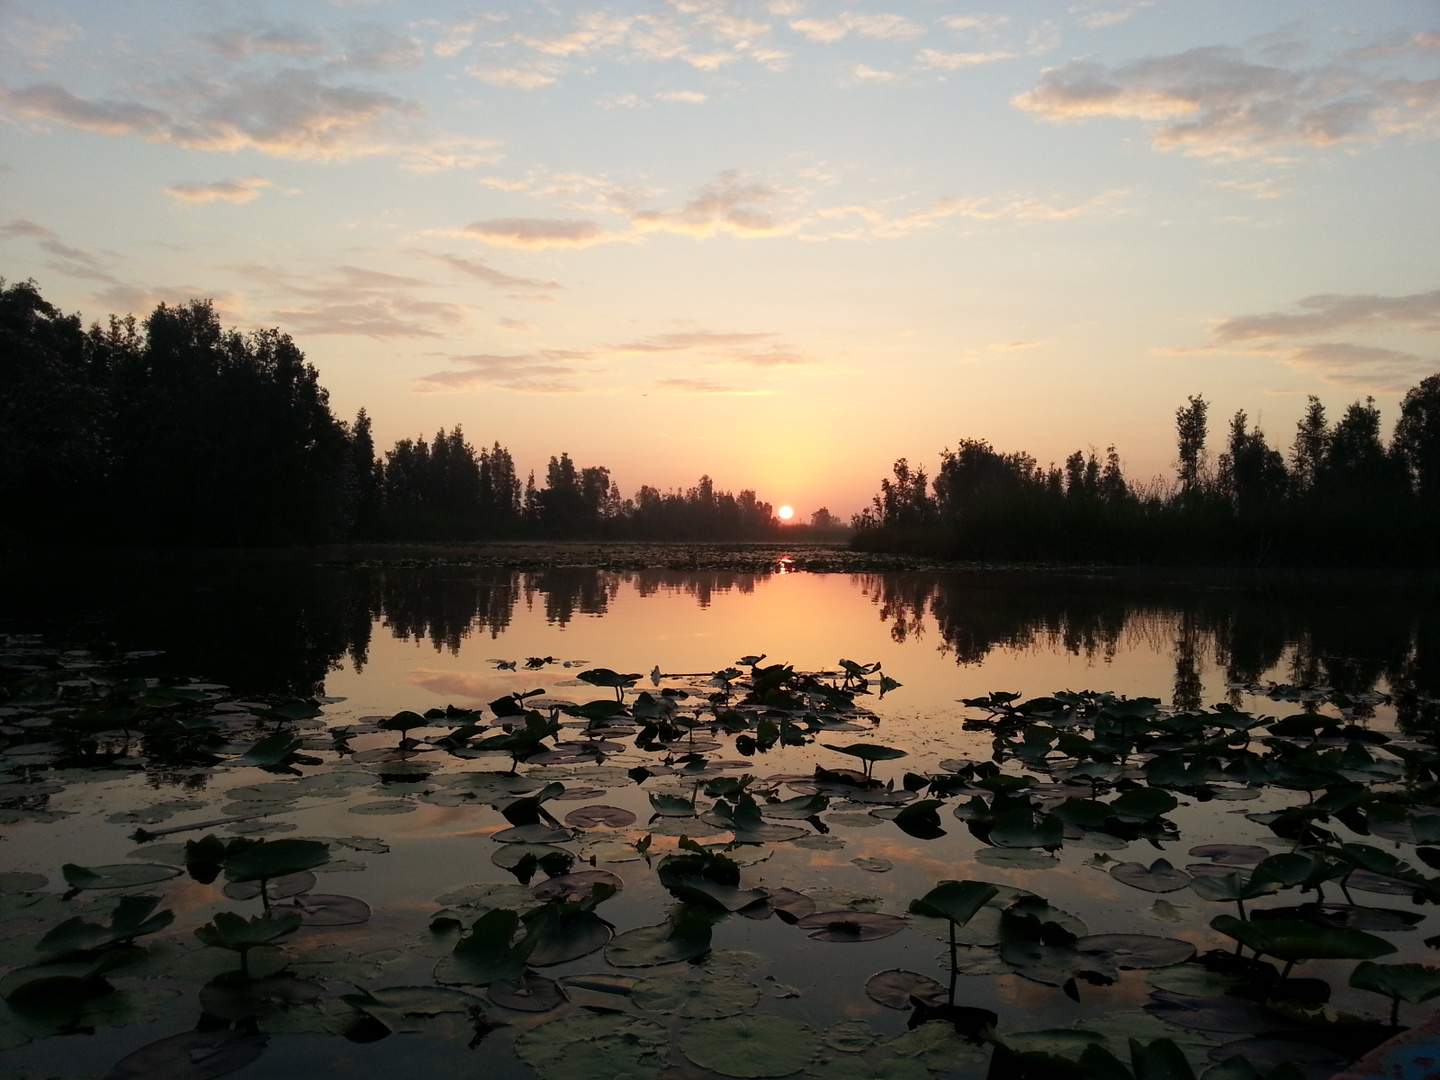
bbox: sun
[778,505,794,520]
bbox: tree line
[0,281,784,545]
[853,380,1440,565]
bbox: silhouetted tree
[1217,410,1288,509]
[1175,394,1209,502]
[1290,395,1329,493]
[1395,374,1440,498]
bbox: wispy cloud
[457,218,618,249]
[165,177,274,204]
[2,69,417,161]
[789,12,922,43]
[1015,43,1440,158]
[233,262,473,338]
[655,377,772,395]
[413,250,561,292]
[0,218,116,282]
[815,188,1128,238]
[416,352,588,393]
[629,172,797,239]
[1213,290,1440,342]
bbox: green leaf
[433,908,531,985]
[908,880,998,926]
[61,863,179,890]
[222,839,331,883]
[1209,915,1396,962]
[679,1014,820,1078]
[194,910,303,951]
[1348,961,1440,1004]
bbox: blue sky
[2,0,1437,517]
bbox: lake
[2,547,1438,1080]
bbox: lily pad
[516,1013,668,1080]
[278,894,370,926]
[489,971,565,1012]
[60,863,179,890]
[103,1029,267,1080]
[864,969,949,1010]
[222,871,316,901]
[633,973,762,1018]
[1074,934,1195,970]
[1110,859,1192,893]
[606,911,714,967]
[797,911,907,942]
[564,805,637,828]
[1189,844,1270,866]
[533,870,624,903]
[680,1014,821,1077]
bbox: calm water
[2,549,1438,1078]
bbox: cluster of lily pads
[1,639,1439,1080]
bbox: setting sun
[778,506,794,521]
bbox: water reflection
[3,553,1437,729]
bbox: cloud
[458,217,617,249]
[918,48,1017,70]
[789,12,921,43]
[629,172,796,239]
[1070,3,1154,31]
[275,299,463,338]
[0,218,116,282]
[816,188,1128,237]
[2,9,83,67]
[1212,290,1440,342]
[611,329,776,353]
[414,250,561,292]
[1014,44,1440,158]
[991,340,1043,351]
[467,63,559,89]
[853,65,898,83]
[655,90,707,103]
[195,23,325,60]
[655,378,771,395]
[941,15,1011,35]
[2,69,418,161]
[415,352,586,393]
[1280,341,1438,391]
[165,177,273,204]
[339,24,425,71]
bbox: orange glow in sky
[778,506,794,521]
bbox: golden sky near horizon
[2,1,1438,518]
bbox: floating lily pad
[533,870,623,903]
[606,913,713,967]
[492,823,576,845]
[1188,844,1270,866]
[975,848,1057,869]
[278,893,370,926]
[199,973,324,1021]
[1109,859,1192,893]
[103,1029,267,1080]
[555,972,642,1011]
[807,1050,932,1080]
[222,871,316,901]
[347,800,417,815]
[851,857,893,873]
[797,911,907,942]
[633,973,761,1018]
[680,1014,820,1077]
[515,1013,668,1080]
[1143,990,1284,1033]
[60,863,179,890]
[492,843,571,871]
[564,805,637,828]
[489,971,565,1012]
[1075,934,1195,970]
[864,969,948,1010]
[825,1019,882,1053]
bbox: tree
[1290,395,1328,493]
[811,507,836,529]
[1175,394,1209,501]
[1319,397,1405,493]
[1216,410,1288,509]
[1099,446,1129,503]
[1394,373,1440,498]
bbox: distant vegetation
[1,280,816,546]
[853,382,1440,565]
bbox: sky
[2,1,1438,520]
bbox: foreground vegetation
[853,388,1440,565]
[2,639,1439,1079]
